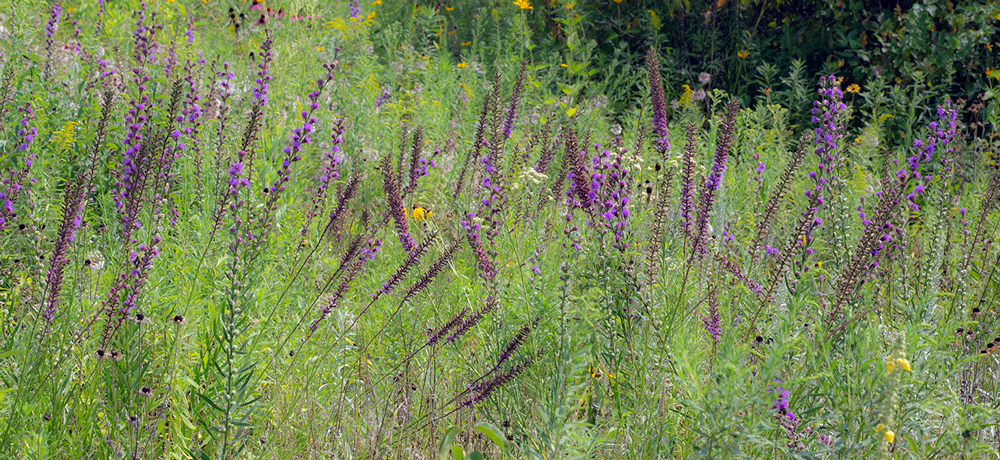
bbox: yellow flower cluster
[885,352,911,374]
[679,84,694,107]
[514,0,533,10]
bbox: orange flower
[846,84,860,93]
[737,50,749,59]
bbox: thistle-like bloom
[678,123,698,236]
[691,99,739,255]
[701,290,721,343]
[43,3,62,80]
[810,75,846,181]
[591,146,631,245]
[0,103,37,231]
[769,382,806,450]
[646,48,670,157]
[383,154,415,253]
[502,62,527,140]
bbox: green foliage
[0,0,998,459]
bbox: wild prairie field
[1,0,1000,458]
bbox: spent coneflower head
[172,314,186,325]
[133,312,150,324]
[138,386,153,397]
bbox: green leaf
[474,421,507,453]
[451,445,464,460]
[439,427,460,460]
[466,452,484,460]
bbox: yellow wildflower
[372,0,381,4]
[461,41,472,46]
[885,359,895,374]
[614,0,623,3]
[457,62,468,68]
[446,5,454,10]
[884,430,894,444]
[367,11,376,20]
[846,84,860,93]
[995,12,1000,21]
[560,63,569,67]
[514,0,533,10]
[648,10,661,31]
[896,357,911,371]
[566,2,574,8]
[412,207,431,221]
[875,423,885,432]
[737,50,750,59]
[988,42,994,51]
[679,84,693,107]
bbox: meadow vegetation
[1,0,999,458]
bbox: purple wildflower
[646,48,670,157]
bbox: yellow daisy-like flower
[988,42,994,51]
[737,50,750,59]
[372,0,382,4]
[884,430,894,444]
[457,62,468,68]
[412,207,431,221]
[614,0,623,3]
[875,423,885,432]
[566,2,574,8]
[446,5,454,10]
[994,12,1000,21]
[846,84,860,93]
[560,63,569,68]
[460,41,471,46]
[514,0,533,10]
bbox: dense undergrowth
[0,0,999,459]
